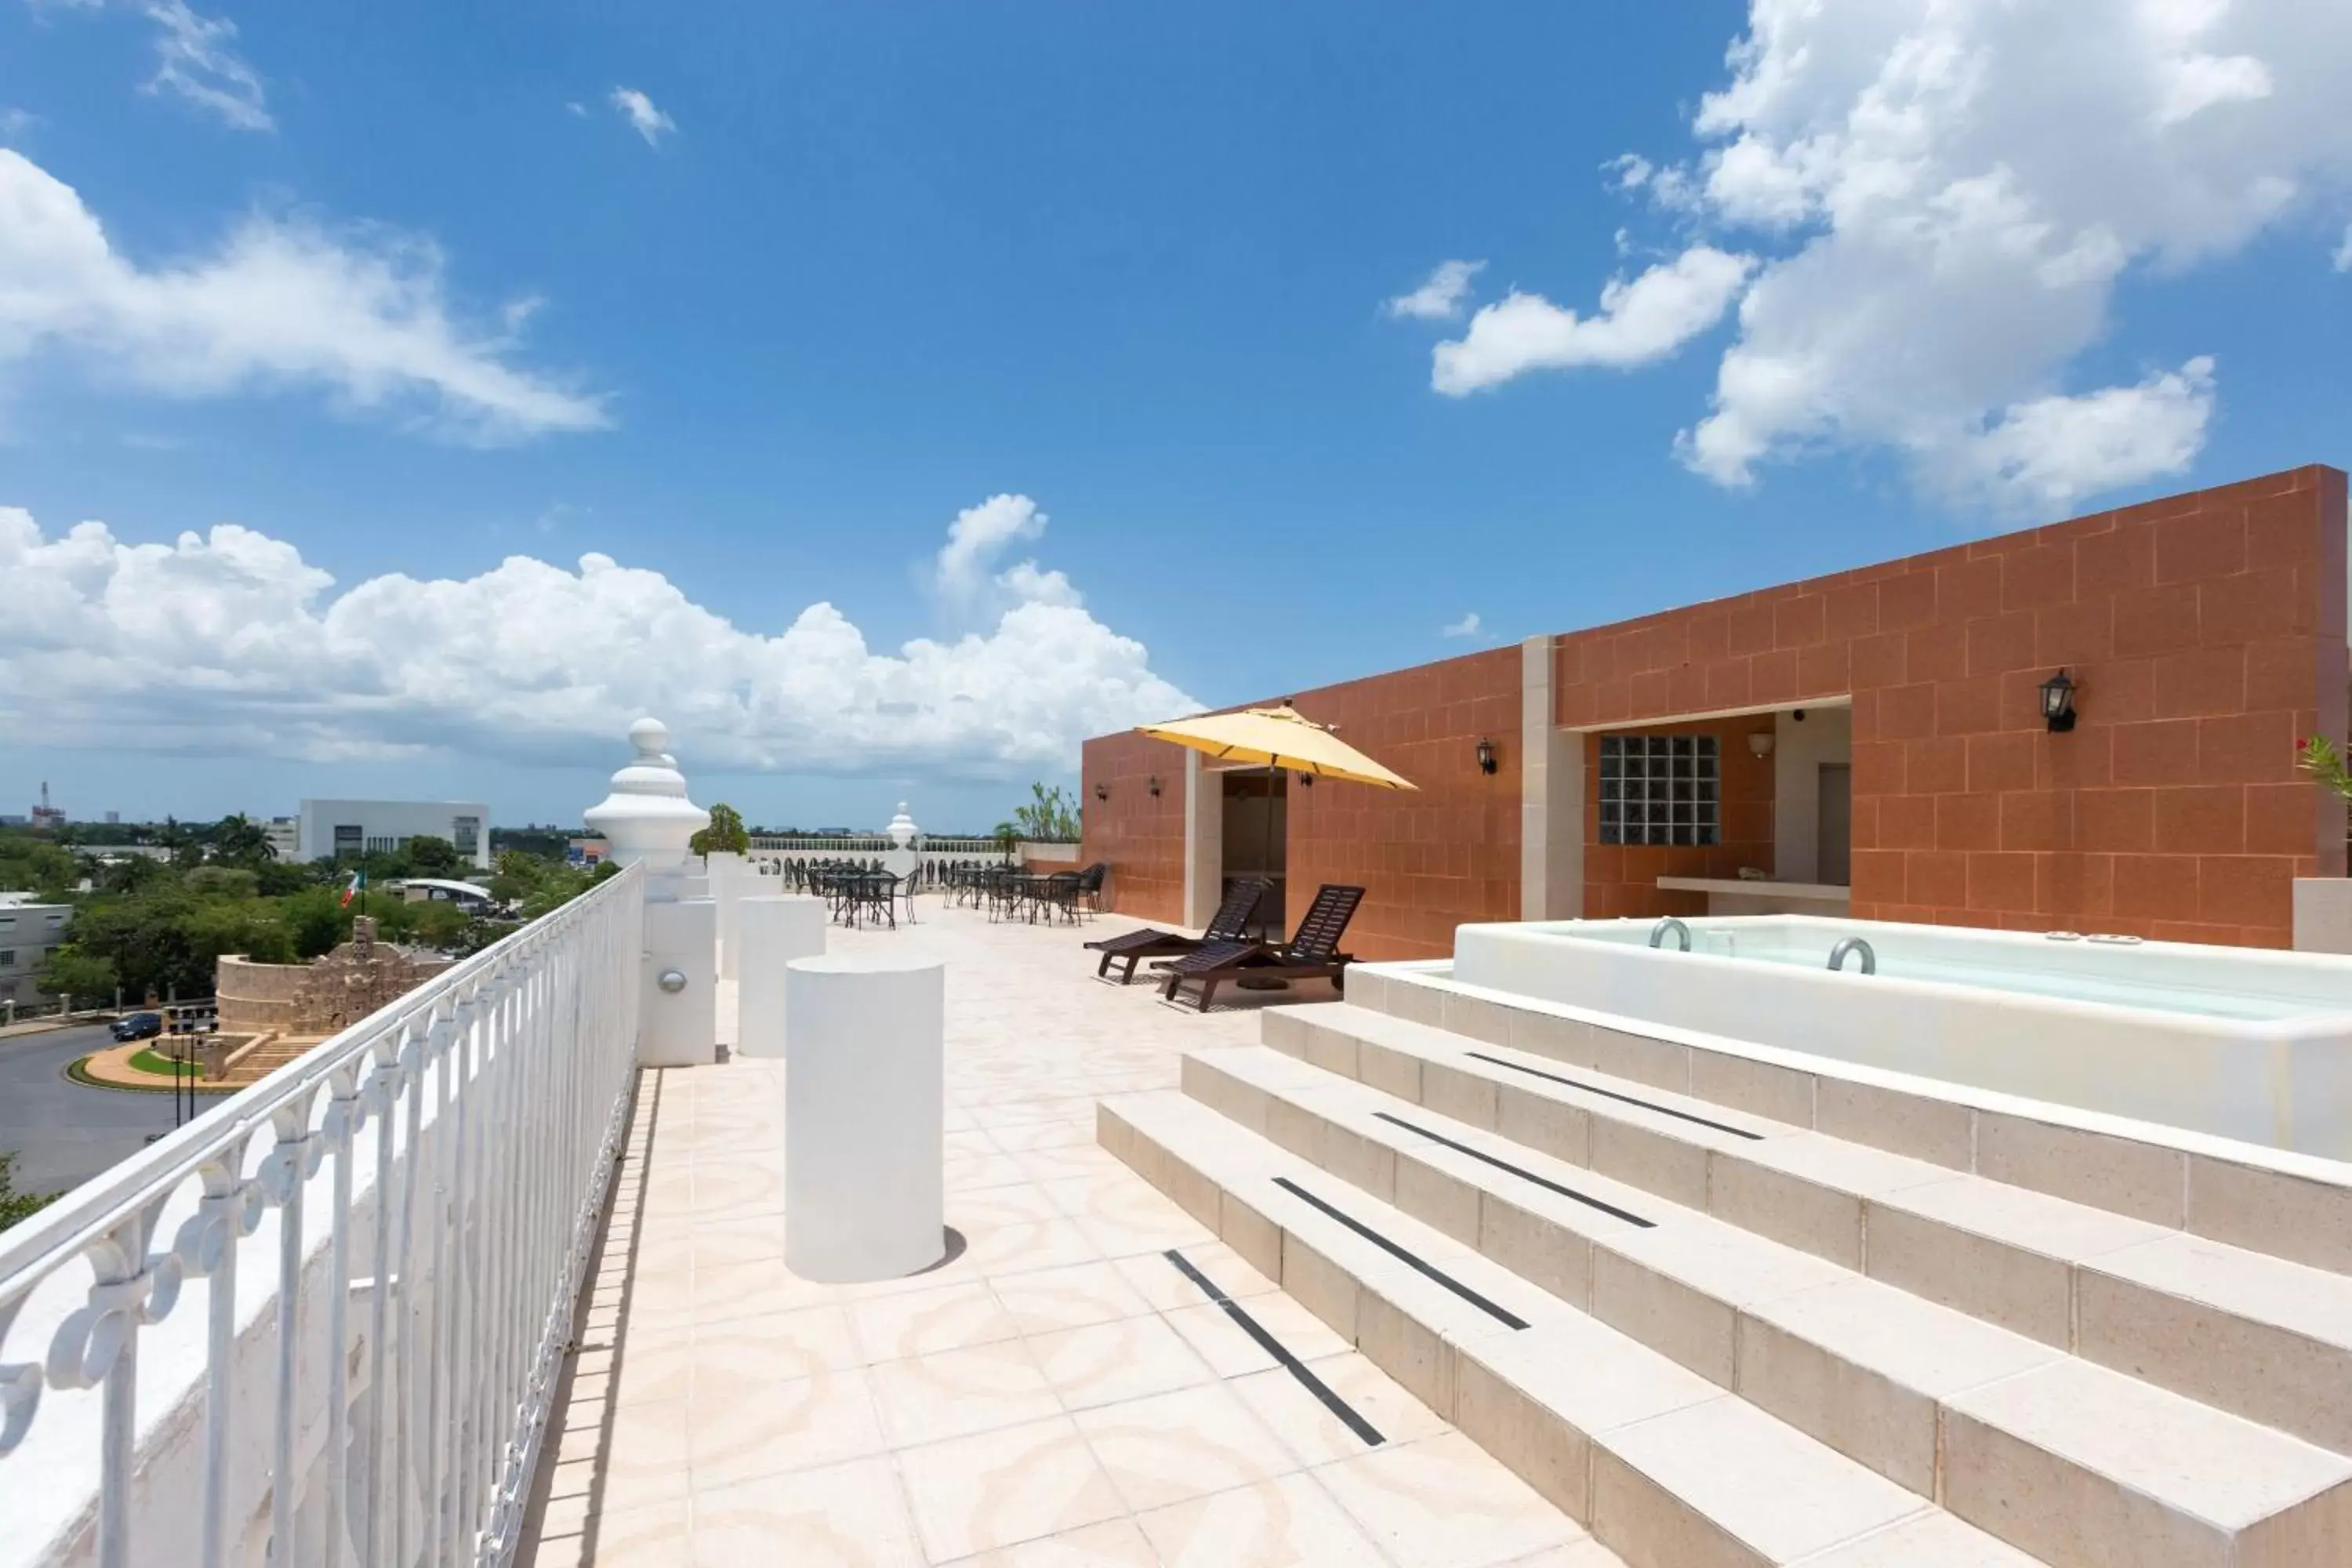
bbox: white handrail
[0,861,645,1568]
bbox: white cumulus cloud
[141,0,271,131]
[1441,612,1482,638]
[610,87,676,146]
[0,148,605,441]
[1670,0,2352,507]
[1432,248,1755,396]
[1925,357,2217,510]
[0,497,1197,775]
[1425,0,2352,510]
[1385,260,1486,321]
[932,493,1058,604]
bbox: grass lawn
[126,1047,209,1080]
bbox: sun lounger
[1081,877,1268,982]
[1154,884,1364,1011]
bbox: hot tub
[1450,916,2352,1156]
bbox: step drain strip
[1270,1176,1531,1330]
[1463,1051,1766,1141]
[1373,1112,1657,1228]
[1163,1249,1385,1447]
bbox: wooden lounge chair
[1082,878,1269,983]
[1155,884,1365,1012]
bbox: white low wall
[1454,916,2352,1157]
[2294,877,2352,954]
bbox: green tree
[409,900,473,950]
[278,889,350,959]
[66,895,209,999]
[0,1152,54,1231]
[691,803,750,856]
[402,835,465,877]
[252,858,318,897]
[99,855,171,895]
[184,866,260,900]
[1010,782,1082,842]
[0,834,78,901]
[209,813,275,864]
[34,946,118,1004]
[488,849,597,920]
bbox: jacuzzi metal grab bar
[1828,936,1877,975]
[1649,917,1691,951]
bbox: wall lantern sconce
[1746,731,1777,759]
[1296,771,1315,788]
[1475,737,1498,775]
[2038,669,2078,733]
[1093,782,1109,802]
[1146,775,1162,798]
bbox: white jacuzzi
[1451,916,2352,1156]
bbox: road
[0,1024,194,1202]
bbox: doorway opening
[1817,763,1852,887]
[1221,771,1287,938]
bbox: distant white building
[263,815,299,863]
[0,892,73,1004]
[296,799,492,869]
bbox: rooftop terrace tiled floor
[520,901,1619,1567]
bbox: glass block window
[1599,734,1719,847]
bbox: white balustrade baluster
[44,1202,181,1568]
[322,1061,365,1565]
[392,1009,433,1568]
[481,959,517,1557]
[262,1094,321,1568]
[363,1029,403,1568]
[452,972,485,1559]
[172,1137,258,1568]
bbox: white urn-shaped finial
[886,800,919,851]
[583,717,711,869]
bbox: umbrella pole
[1265,761,1277,942]
[1237,760,1290,989]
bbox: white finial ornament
[584,717,712,869]
[886,800,920,850]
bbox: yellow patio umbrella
[1137,704,1416,938]
[1136,704,1418,790]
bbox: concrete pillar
[784,953,946,1282]
[709,851,746,980]
[583,716,717,1063]
[736,895,829,1058]
[2294,879,2352,953]
[1521,634,1584,920]
[1181,750,1223,931]
[638,895,717,1067]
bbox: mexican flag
[339,868,366,909]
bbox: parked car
[110,1011,163,1043]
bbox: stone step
[1346,963,2352,1280]
[1269,1001,2352,1458]
[1184,1043,2352,1568]
[1098,1088,2051,1568]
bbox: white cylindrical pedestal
[784,954,945,1282]
[737,896,829,1059]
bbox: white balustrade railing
[0,862,645,1568]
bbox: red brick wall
[1555,466,2349,946]
[1285,648,1522,961]
[1581,718,1777,921]
[1077,732,1189,923]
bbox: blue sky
[2,1,2348,831]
